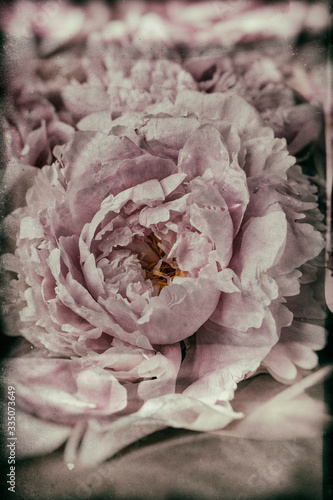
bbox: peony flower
[1,1,110,170]
[93,0,329,49]
[2,0,328,174]
[62,59,197,124]
[183,51,324,155]
[2,87,326,462]
[1,0,329,467]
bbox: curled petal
[70,394,242,466]
[183,311,279,404]
[261,320,326,384]
[138,279,220,344]
[212,211,287,331]
[138,344,182,400]
[6,358,127,424]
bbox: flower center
[141,233,185,291]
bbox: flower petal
[71,394,242,466]
[6,358,127,424]
[138,279,220,344]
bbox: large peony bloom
[2,89,326,463]
[1,0,329,467]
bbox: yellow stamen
[141,232,185,291]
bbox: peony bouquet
[0,0,331,468]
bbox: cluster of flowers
[1,1,328,464]
[3,1,327,167]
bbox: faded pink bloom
[3,90,325,439]
[62,59,197,123]
[97,1,328,48]
[1,1,110,170]
[2,1,328,173]
[184,51,324,155]
[1,0,328,464]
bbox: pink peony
[1,0,328,466]
[2,0,328,172]
[93,1,328,48]
[183,51,324,155]
[2,88,326,462]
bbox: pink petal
[138,344,182,400]
[183,310,279,403]
[7,358,127,424]
[138,279,220,344]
